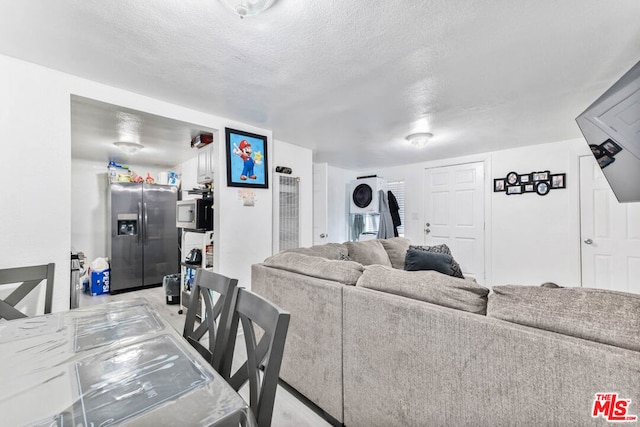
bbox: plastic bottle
[108,161,118,183]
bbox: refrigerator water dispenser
[117,214,138,236]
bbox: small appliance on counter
[176,198,213,230]
[184,248,202,266]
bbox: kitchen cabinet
[197,143,214,184]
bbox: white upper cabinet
[197,143,214,184]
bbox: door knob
[320,233,327,238]
[584,238,593,245]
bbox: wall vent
[274,175,300,253]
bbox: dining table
[0,298,256,427]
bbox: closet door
[424,162,485,283]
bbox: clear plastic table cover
[73,303,164,351]
[0,298,255,427]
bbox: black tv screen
[576,60,640,203]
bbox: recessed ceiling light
[114,141,144,155]
[406,132,433,148]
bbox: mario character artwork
[233,139,262,180]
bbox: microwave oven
[176,198,213,230]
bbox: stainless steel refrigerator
[109,183,178,293]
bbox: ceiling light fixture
[114,141,144,155]
[220,0,276,18]
[406,132,433,148]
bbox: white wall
[0,53,278,310]
[490,139,587,286]
[0,55,72,312]
[273,140,314,249]
[342,138,591,287]
[326,165,357,243]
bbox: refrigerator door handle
[137,202,143,245]
[143,202,149,244]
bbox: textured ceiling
[1,0,639,170]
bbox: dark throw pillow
[409,244,464,279]
[404,248,454,276]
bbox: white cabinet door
[580,156,640,293]
[424,162,485,283]
[197,144,214,184]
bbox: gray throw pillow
[378,237,411,269]
[345,240,392,267]
[263,252,363,285]
[410,244,464,279]
[404,248,454,276]
[284,243,348,260]
[357,265,489,314]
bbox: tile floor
[79,286,332,427]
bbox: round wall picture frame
[506,171,519,185]
[536,181,550,196]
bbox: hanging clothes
[387,190,401,237]
[377,190,395,239]
[351,214,364,241]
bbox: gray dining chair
[0,263,55,320]
[226,288,290,427]
[183,268,238,376]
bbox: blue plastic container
[90,269,110,295]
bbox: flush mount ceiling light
[406,132,433,148]
[114,141,144,155]
[220,0,276,18]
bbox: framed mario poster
[225,127,269,189]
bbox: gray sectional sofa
[251,237,640,426]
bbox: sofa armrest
[251,264,345,423]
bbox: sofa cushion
[404,248,454,276]
[410,244,464,279]
[378,237,411,269]
[263,252,364,285]
[345,240,392,267]
[356,265,489,314]
[488,285,640,352]
[284,243,348,260]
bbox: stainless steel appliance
[176,198,213,230]
[109,183,178,293]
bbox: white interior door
[424,162,485,283]
[313,163,329,246]
[580,156,640,293]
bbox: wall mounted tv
[576,60,640,203]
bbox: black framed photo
[519,174,531,184]
[532,171,550,182]
[598,155,615,169]
[536,181,550,196]
[524,184,535,193]
[225,128,269,189]
[601,138,622,156]
[590,144,605,159]
[494,178,506,192]
[551,173,566,189]
[506,172,519,185]
[507,185,523,195]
